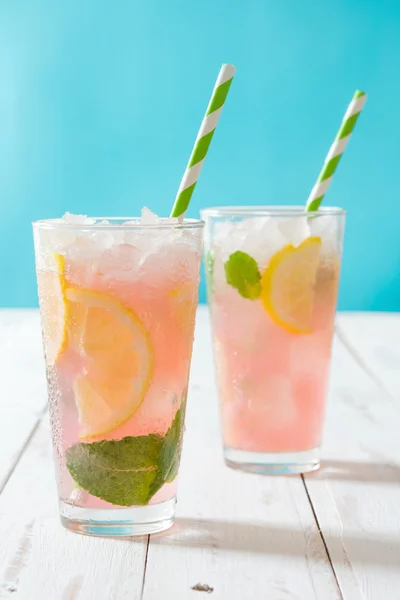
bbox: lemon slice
[65,288,153,438]
[261,236,322,334]
[38,253,67,365]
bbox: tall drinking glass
[201,207,345,474]
[33,216,204,536]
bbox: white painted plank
[304,331,400,600]
[143,307,341,600]
[337,311,400,399]
[0,419,147,600]
[0,310,47,490]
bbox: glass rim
[32,217,205,231]
[200,205,346,217]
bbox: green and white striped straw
[170,63,236,219]
[306,90,367,212]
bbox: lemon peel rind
[260,236,322,335]
[44,252,68,365]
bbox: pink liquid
[211,262,339,454]
[37,231,201,510]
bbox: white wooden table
[0,307,399,600]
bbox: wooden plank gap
[140,535,150,600]
[301,475,344,600]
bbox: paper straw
[306,90,367,212]
[170,64,236,219]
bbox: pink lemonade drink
[33,212,204,536]
[201,207,345,474]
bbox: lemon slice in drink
[65,288,153,439]
[38,253,68,365]
[260,236,322,334]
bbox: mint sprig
[224,251,261,300]
[66,399,187,507]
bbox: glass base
[224,446,320,475]
[60,497,176,537]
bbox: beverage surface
[207,214,341,454]
[34,210,202,508]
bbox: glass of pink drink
[201,206,345,474]
[33,212,204,536]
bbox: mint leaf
[66,434,164,506]
[65,400,187,506]
[224,251,261,299]
[160,390,187,483]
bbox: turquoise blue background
[1,0,399,309]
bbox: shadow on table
[309,459,400,484]
[151,517,400,565]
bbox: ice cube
[278,217,310,247]
[140,207,161,225]
[92,228,123,248]
[62,212,96,225]
[212,220,236,260]
[139,234,199,284]
[39,228,77,262]
[96,243,141,280]
[35,226,78,270]
[309,215,338,255]
[212,217,287,270]
[249,218,287,267]
[66,236,101,262]
[309,214,336,238]
[36,213,99,268]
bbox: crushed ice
[212,214,337,271]
[140,207,161,224]
[62,212,96,225]
[36,209,201,284]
